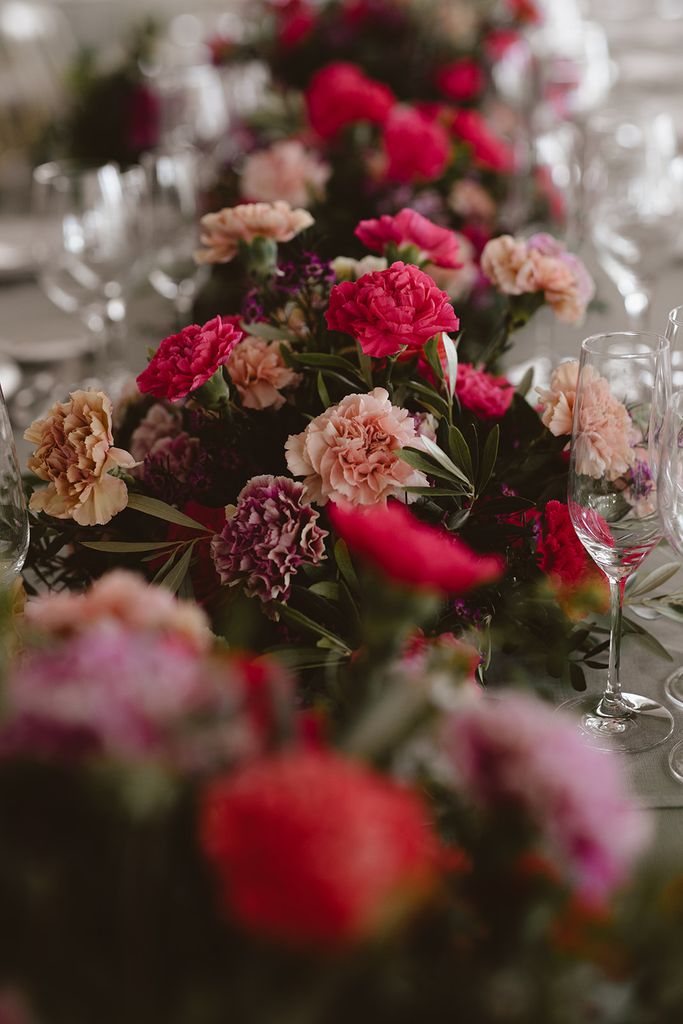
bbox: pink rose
[326,261,459,358]
[329,501,502,593]
[285,387,428,505]
[435,58,485,101]
[227,335,302,410]
[355,208,462,269]
[455,363,514,420]
[383,106,451,183]
[537,360,579,437]
[451,109,515,173]
[137,316,243,402]
[305,62,395,140]
[195,202,314,265]
[239,140,331,209]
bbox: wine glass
[658,390,683,778]
[563,331,674,752]
[32,160,146,385]
[587,110,681,328]
[142,147,208,327]
[664,304,683,390]
[0,382,28,585]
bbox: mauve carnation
[537,360,578,437]
[443,692,651,899]
[130,403,183,462]
[383,106,450,183]
[227,336,302,410]
[195,202,314,265]
[305,62,395,140]
[285,387,428,506]
[143,433,200,506]
[200,750,439,946]
[326,261,459,358]
[572,365,634,481]
[451,110,515,173]
[455,363,513,420]
[210,475,327,603]
[239,140,331,209]
[25,390,136,527]
[435,58,485,101]
[329,501,502,593]
[355,208,462,269]
[137,316,242,402]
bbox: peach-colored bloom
[195,201,314,265]
[240,140,331,209]
[227,336,302,410]
[573,366,634,481]
[448,179,496,222]
[25,390,136,527]
[537,360,579,437]
[25,569,211,653]
[285,387,428,505]
[480,234,528,294]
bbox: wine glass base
[664,667,683,708]
[559,692,674,753]
[668,740,683,783]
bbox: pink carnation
[383,106,450,183]
[329,501,502,593]
[435,58,485,101]
[136,316,243,402]
[285,387,428,506]
[210,475,327,603]
[451,109,515,173]
[305,62,395,140]
[572,365,634,481]
[239,140,331,208]
[443,692,651,900]
[195,202,314,265]
[130,403,183,462]
[537,360,578,437]
[455,363,513,420]
[226,335,302,410]
[355,208,462,269]
[326,261,459,358]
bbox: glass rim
[33,159,121,187]
[668,305,683,327]
[581,330,670,358]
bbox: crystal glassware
[0,382,29,585]
[562,331,674,752]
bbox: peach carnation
[572,366,635,481]
[448,179,496,222]
[25,390,136,527]
[285,387,428,505]
[537,361,579,437]
[25,569,211,653]
[239,140,331,209]
[227,335,302,411]
[195,201,314,265]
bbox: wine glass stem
[601,576,625,713]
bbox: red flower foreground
[355,207,462,269]
[329,502,502,593]
[326,261,459,358]
[137,316,243,402]
[201,750,439,946]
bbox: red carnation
[136,316,243,402]
[325,261,459,358]
[305,62,395,140]
[538,500,609,617]
[200,750,439,945]
[383,106,450,183]
[276,0,316,47]
[455,363,513,420]
[355,208,462,269]
[328,502,502,593]
[435,59,485,102]
[451,110,515,174]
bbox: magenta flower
[443,692,651,900]
[325,261,459,358]
[355,208,462,269]
[211,475,328,603]
[137,316,243,402]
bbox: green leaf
[81,540,179,553]
[447,424,474,481]
[126,494,210,532]
[356,342,373,388]
[316,371,331,409]
[291,351,364,378]
[271,602,351,652]
[266,645,347,670]
[334,539,360,595]
[420,436,472,486]
[515,366,534,397]
[159,544,195,594]
[404,485,466,496]
[441,332,459,400]
[626,562,680,600]
[569,662,587,691]
[423,335,444,384]
[240,320,291,342]
[309,581,341,601]
[476,424,500,494]
[397,447,472,487]
[406,380,451,419]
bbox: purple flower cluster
[211,475,328,603]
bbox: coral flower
[355,208,462,269]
